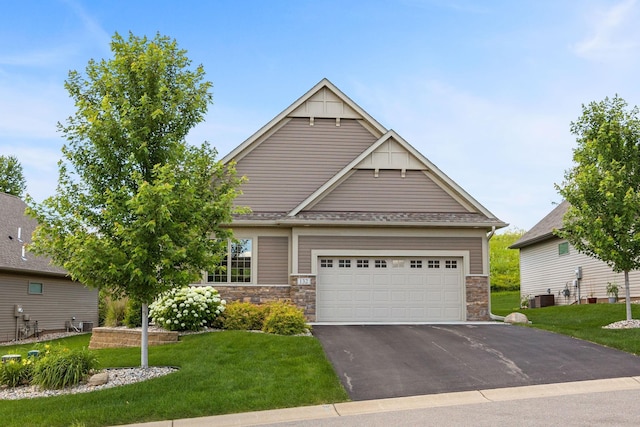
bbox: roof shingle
[0,193,67,276]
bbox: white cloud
[572,0,640,61]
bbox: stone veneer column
[290,275,317,322]
[466,275,490,321]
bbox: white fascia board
[221,78,387,165]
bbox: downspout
[486,226,505,321]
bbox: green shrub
[0,358,33,387]
[262,302,309,336]
[104,296,128,327]
[221,302,265,330]
[32,346,98,389]
[124,298,144,328]
[149,286,225,331]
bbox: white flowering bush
[149,286,226,331]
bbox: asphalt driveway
[313,324,640,401]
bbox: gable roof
[510,200,569,249]
[0,192,67,277]
[288,129,499,220]
[222,78,387,164]
[224,78,507,229]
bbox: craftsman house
[511,200,640,305]
[0,192,98,342]
[197,79,506,322]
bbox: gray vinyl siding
[233,118,376,212]
[257,236,289,284]
[298,235,482,274]
[309,170,469,212]
[519,237,640,305]
[0,272,98,342]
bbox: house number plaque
[297,277,312,285]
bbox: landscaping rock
[504,312,529,324]
[87,372,109,386]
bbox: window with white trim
[339,259,351,268]
[207,239,252,283]
[392,259,405,268]
[357,259,369,268]
[410,260,422,269]
[428,260,440,269]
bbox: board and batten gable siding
[257,236,289,285]
[233,118,376,212]
[308,169,470,213]
[0,272,98,342]
[519,237,640,304]
[297,235,483,275]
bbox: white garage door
[316,257,464,322]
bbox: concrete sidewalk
[118,376,640,426]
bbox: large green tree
[27,32,243,367]
[556,95,640,321]
[0,155,26,197]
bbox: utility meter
[575,267,582,280]
[14,304,23,317]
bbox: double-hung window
[207,238,253,283]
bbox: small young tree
[27,32,244,367]
[556,96,640,321]
[0,155,26,197]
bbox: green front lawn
[490,290,521,316]
[0,331,348,427]
[492,291,640,355]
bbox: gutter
[486,226,505,322]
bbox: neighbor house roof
[510,200,569,249]
[0,192,67,276]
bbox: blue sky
[2,0,640,231]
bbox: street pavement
[120,377,640,426]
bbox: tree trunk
[141,302,149,369]
[624,270,632,321]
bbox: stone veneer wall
[466,275,490,321]
[213,285,292,305]
[290,275,317,322]
[215,278,317,321]
[89,327,178,349]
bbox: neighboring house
[510,200,640,305]
[195,79,506,322]
[0,192,98,342]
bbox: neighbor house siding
[0,272,98,342]
[297,235,483,274]
[257,236,289,285]
[519,237,640,304]
[308,169,469,213]
[233,118,376,211]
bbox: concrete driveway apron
[312,324,640,401]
